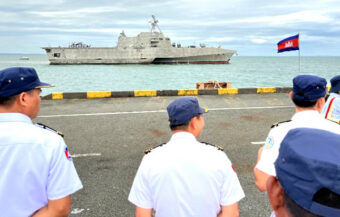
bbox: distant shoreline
[1,53,340,57]
[0,53,45,56]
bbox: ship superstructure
[42,16,236,65]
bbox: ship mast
[149,15,162,33]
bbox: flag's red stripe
[278,38,299,50]
[325,97,336,118]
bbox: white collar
[291,110,321,121]
[0,113,32,124]
[169,131,197,142]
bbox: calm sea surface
[0,55,339,96]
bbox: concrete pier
[37,93,294,216]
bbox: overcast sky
[1,0,339,56]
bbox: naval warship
[42,16,236,65]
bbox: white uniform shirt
[0,113,83,217]
[256,110,340,176]
[321,93,340,123]
[128,132,245,217]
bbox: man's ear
[17,92,28,107]
[315,97,325,112]
[289,91,293,100]
[17,92,25,105]
[266,176,287,216]
[189,117,197,130]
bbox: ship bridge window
[53,53,60,58]
[45,49,51,53]
[165,38,170,40]
[159,38,163,40]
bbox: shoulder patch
[144,143,166,154]
[264,136,274,149]
[36,123,64,137]
[201,142,224,151]
[271,120,291,128]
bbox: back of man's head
[330,75,340,94]
[291,75,327,108]
[275,128,340,217]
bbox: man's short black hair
[285,193,321,217]
[292,97,318,108]
[0,95,18,107]
[313,188,340,209]
[169,114,201,131]
[285,188,340,217]
[170,123,189,131]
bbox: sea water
[0,55,339,96]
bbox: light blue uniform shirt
[0,113,83,217]
[128,132,245,217]
[322,93,340,122]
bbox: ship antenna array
[149,15,162,33]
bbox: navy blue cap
[0,67,53,97]
[330,75,340,93]
[292,75,327,101]
[167,97,207,126]
[275,128,340,216]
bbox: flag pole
[298,33,300,73]
[298,48,301,73]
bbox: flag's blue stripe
[277,34,299,45]
[278,46,299,53]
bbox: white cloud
[198,10,335,26]
[171,36,198,42]
[29,7,128,17]
[205,37,237,43]
[251,39,267,44]
[1,0,340,55]
[0,0,64,6]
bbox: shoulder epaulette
[325,118,340,125]
[202,142,224,151]
[271,120,291,128]
[144,143,166,154]
[36,123,64,137]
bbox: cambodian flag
[277,34,299,53]
[65,147,72,161]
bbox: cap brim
[199,107,208,114]
[35,82,54,88]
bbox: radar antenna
[120,30,126,37]
[149,15,162,33]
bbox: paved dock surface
[36,94,294,217]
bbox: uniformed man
[267,128,340,217]
[128,97,245,217]
[0,67,83,217]
[254,75,340,216]
[321,75,340,123]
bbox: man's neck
[0,106,27,117]
[0,107,14,113]
[172,130,198,138]
[295,107,319,113]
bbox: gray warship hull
[42,17,236,65]
[42,47,235,65]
